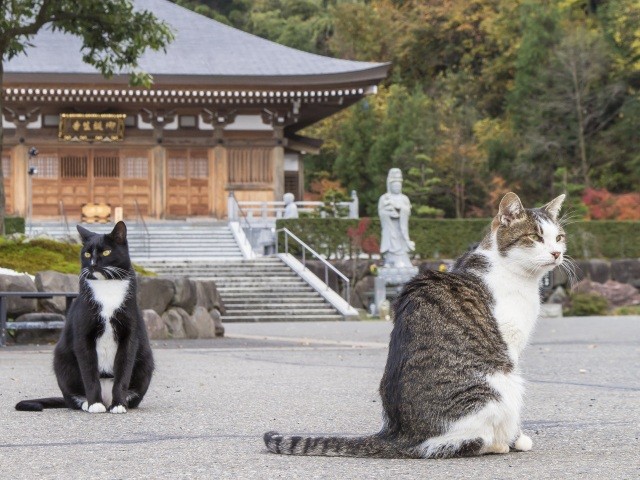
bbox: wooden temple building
[2,0,389,220]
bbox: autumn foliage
[347,217,380,255]
[582,188,640,220]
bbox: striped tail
[15,397,67,411]
[263,431,417,458]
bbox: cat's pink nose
[551,251,561,259]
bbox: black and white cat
[265,192,567,458]
[15,221,154,414]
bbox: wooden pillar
[150,145,166,219]
[212,145,227,218]
[272,145,284,202]
[12,144,28,217]
[272,127,285,202]
[297,156,304,200]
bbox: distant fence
[276,218,640,260]
[228,191,359,223]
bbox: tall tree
[0,0,174,233]
[513,27,625,190]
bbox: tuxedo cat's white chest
[87,279,130,321]
[87,279,130,374]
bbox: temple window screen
[32,154,60,178]
[122,155,148,179]
[228,148,272,183]
[61,155,88,178]
[94,154,119,177]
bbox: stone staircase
[28,220,244,261]
[138,257,344,322]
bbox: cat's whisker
[560,255,580,287]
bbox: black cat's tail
[263,431,418,458]
[15,397,67,411]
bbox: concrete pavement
[1,316,639,479]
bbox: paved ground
[1,316,639,479]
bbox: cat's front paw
[81,401,107,413]
[109,404,127,414]
[486,442,510,454]
[513,434,533,451]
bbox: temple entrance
[30,148,151,218]
[166,148,210,217]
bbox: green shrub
[564,292,609,316]
[612,305,640,316]
[0,237,154,276]
[4,216,25,234]
[276,218,638,260]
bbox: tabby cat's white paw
[487,443,510,454]
[109,405,127,414]
[514,434,533,451]
[82,402,106,413]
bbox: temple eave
[3,64,390,89]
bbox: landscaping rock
[551,265,570,288]
[575,260,611,284]
[171,278,198,314]
[137,277,175,315]
[611,260,640,288]
[547,286,568,304]
[209,308,225,337]
[11,312,65,344]
[142,309,169,340]
[352,275,375,310]
[572,279,640,308]
[0,273,38,316]
[161,307,188,339]
[182,311,200,339]
[195,280,225,314]
[192,306,217,338]
[34,271,79,313]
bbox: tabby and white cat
[265,192,566,458]
[15,221,154,414]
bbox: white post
[227,191,237,221]
[350,190,359,219]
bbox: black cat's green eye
[102,250,112,257]
[83,252,91,258]
[556,234,565,242]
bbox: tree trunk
[0,64,5,235]
[570,59,590,187]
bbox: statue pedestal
[373,265,418,315]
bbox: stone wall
[302,258,640,311]
[1,272,225,344]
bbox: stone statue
[378,168,415,268]
[283,193,299,219]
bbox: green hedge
[4,216,25,235]
[276,218,639,260]
[565,221,639,259]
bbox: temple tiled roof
[4,0,389,87]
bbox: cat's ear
[543,194,566,220]
[109,221,127,245]
[76,224,96,243]
[497,192,525,226]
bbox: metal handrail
[58,201,70,237]
[133,200,150,258]
[276,227,350,305]
[228,192,256,256]
[228,191,252,231]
